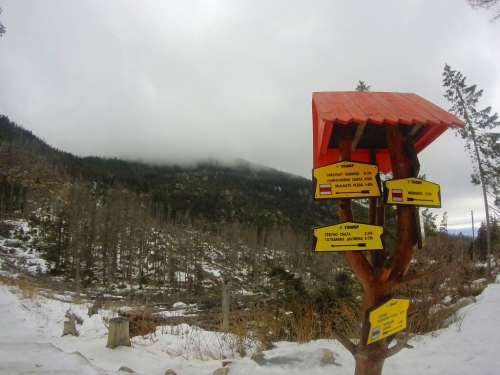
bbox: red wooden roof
[312,92,465,174]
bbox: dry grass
[223,235,493,348]
[154,324,256,360]
[223,298,361,351]
[397,235,489,337]
[0,274,39,299]
[116,305,166,336]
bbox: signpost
[384,178,441,207]
[367,299,409,345]
[314,222,384,252]
[311,92,465,374]
[313,161,381,199]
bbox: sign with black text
[313,161,381,199]
[314,221,384,252]
[384,178,441,207]
[367,299,409,345]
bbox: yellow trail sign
[314,222,384,252]
[367,299,409,345]
[313,161,381,199]
[384,177,441,207]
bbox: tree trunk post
[334,124,419,375]
[368,149,385,269]
[106,317,131,349]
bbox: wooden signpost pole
[335,124,420,375]
[369,149,385,269]
[383,125,419,281]
[337,125,374,295]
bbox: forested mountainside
[0,114,366,294]
[0,114,371,231]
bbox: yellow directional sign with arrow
[367,298,409,345]
[313,161,381,199]
[384,178,441,208]
[314,222,384,252]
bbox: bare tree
[467,0,500,21]
[0,8,6,37]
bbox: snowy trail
[1,280,500,375]
[384,282,500,375]
[0,287,122,375]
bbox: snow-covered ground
[1,277,499,375]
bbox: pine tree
[355,81,371,92]
[439,211,448,234]
[443,64,500,277]
[421,207,438,236]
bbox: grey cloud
[0,0,499,228]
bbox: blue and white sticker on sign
[371,326,380,340]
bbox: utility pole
[471,210,475,261]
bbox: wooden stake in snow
[106,317,131,349]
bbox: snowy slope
[1,277,499,375]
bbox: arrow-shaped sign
[384,178,441,208]
[313,161,381,199]
[367,299,409,345]
[314,222,384,252]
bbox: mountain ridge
[0,114,352,232]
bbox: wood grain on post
[369,149,385,269]
[384,124,418,283]
[106,317,131,349]
[337,124,374,292]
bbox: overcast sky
[1,0,499,230]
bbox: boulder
[320,348,336,365]
[250,351,300,366]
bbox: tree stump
[88,304,99,317]
[88,295,103,317]
[62,320,77,336]
[62,310,78,336]
[107,317,131,348]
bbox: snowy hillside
[1,275,499,375]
